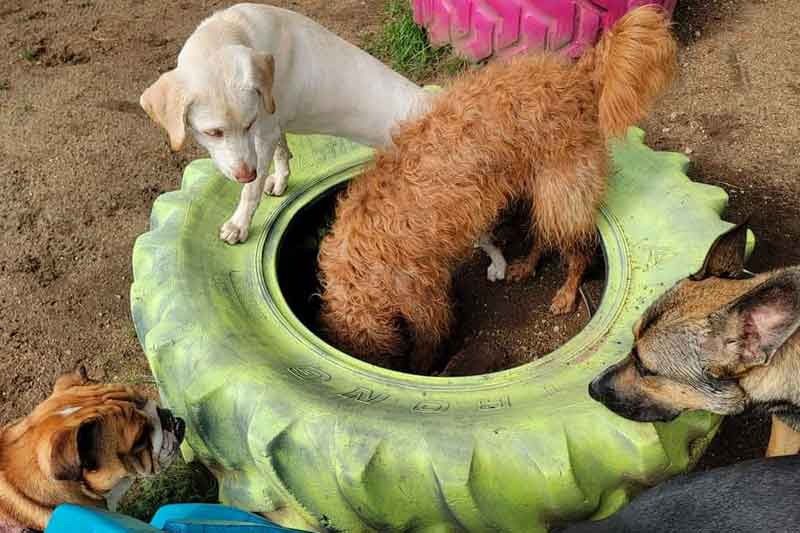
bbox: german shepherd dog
[589,222,800,457]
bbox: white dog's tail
[582,5,677,138]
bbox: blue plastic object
[46,505,155,533]
[45,503,310,533]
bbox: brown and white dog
[0,367,184,531]
[317,6,677,374]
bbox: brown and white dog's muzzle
[143,400,186,475]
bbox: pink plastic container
[412,0,676,61]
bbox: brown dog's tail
[582,5,677,138]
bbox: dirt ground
[1,0,798,475]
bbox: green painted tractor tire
[131,127,754,532]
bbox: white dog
[140,3,507,280]
[140,3,430,244]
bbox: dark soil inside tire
[277,186,606,376]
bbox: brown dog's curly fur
[318,6,677,374]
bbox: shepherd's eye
[204,129,224,138]
[632,347,656,377]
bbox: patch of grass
[120,374,158,387]
[0,80,9,91]
[366,0,469,82]
[20,48,40,62]
[127,324,140,339]
[118,455,219,522]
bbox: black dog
[555,456,800,533]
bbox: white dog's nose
[234,164,257,183]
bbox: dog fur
[589,222,800,457]
[317,6,677,374]
[0,367,184,531]
[556,455,800,533]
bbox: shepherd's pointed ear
[708,273,800,378]
[691,220,750,281]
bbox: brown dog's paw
[549,287,578,315]
[506,260,535,282]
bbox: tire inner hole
[276,182,607,376]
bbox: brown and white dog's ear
[47,419,102,481]
[708,274,800,378]
[140,70,191,151]
[691,221,750,281]
[252,52,276,114]
[52,365,92,394]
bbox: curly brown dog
[318,6,677,374]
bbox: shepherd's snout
[588,373,612,402]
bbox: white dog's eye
[245,119,256,131]
[204,129,224,138]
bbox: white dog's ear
[252,52,276,114]
[140,70,191,151]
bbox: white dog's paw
[219,218,249,245]
[487,258,507,282]
[263,173,288,196]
